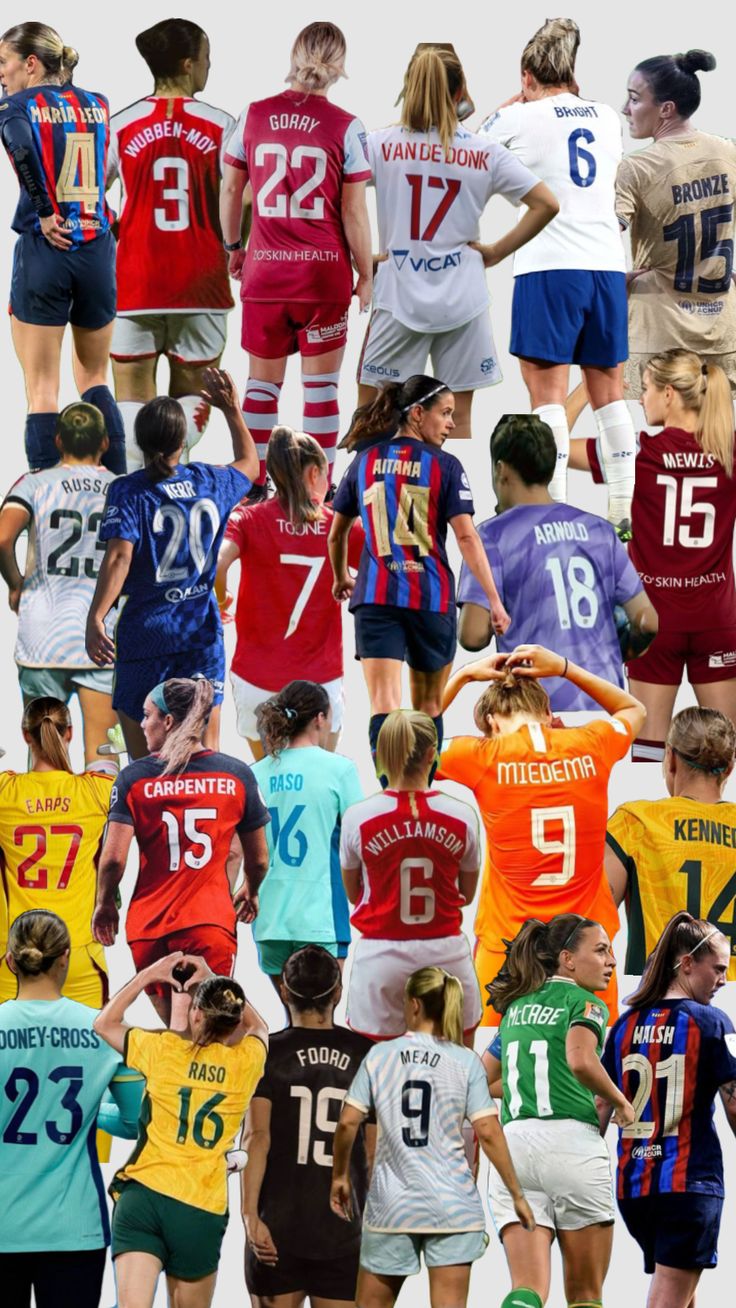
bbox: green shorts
[18,664,114,700]
[256,938,348,976]
[111,1180,228,1279]
[360,1228,488,1276]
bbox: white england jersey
[479,93,625,275]
[6,466,116,667]
[346,1032,496,1232]
[368,124,539,331]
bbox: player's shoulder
[181,98,236,131]
[424,787,478,824]
[682,999,735,1039]
[110,97,158,131]
[343,789,396,822]
[200,749,255,782]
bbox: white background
[1,3,735,1305]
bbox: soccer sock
[567,1301,602,1307]
[24,412,58,470]
[177,394,210,464]
[243,378,282,485]
[302,369,340,475]
[501,1291,544,1308]
[593,400,636,526]
[82,385,127,474]
[429,714,444,783]
[369,712,389,785]
[533,404,569,502]
[631,737,665,763]
[118,401,145,471]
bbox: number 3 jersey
[5,465,117,668]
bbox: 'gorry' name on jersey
[497,755,597,785]
[504,1002,564,1029]
[365,819,464,858]
[672,173,730,205]
[674,817,736,846]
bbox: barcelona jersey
[332,436,474,612]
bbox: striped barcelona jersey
[5,465,116,668]
[607,797,736,978]
[602,999,736,1197]
[340,789,479,939]
[332,436,474,612]
[108,751,269,942]
[0,83,112,242]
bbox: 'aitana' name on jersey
[365,820,465,858]
[498,755,597,785]
[371,458,422,477]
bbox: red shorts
[241,298,349,358]
[129,925,237,997]
[627,628,736,686]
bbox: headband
[673,927,719,969]
[282,978,338,1000]
[148,682,170,714]
[400,382,447,414]
[672,745,729,776]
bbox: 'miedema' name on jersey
[497,755,597,785]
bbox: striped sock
[302,369,340,474]
[243,378,282,484]
[631,737,665,763]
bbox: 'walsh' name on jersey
[365,820,464,857]
[632,1023,675,1045]
[498,755,596,785]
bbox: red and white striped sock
[243,378,282,484]
[302,369,340,475]
[631,737,665,763]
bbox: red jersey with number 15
[108,751,269,941]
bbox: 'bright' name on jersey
[497,756,597,785]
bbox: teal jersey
[0,997,142,1251]
[253,746,363,943]
[498,977,608,1128]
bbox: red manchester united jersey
[109,750,269,940]
[108,96,235,313]
[339,789,480,940]
[224,89,371,302]
[225,499,363,688]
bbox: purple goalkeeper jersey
[457,503,642,711]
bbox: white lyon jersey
[5,466,116,667]
[346,1032,496,1232]
[480,93,625,275]
[368,124,539,330]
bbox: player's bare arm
[216,538,240,613]
[93,952,188,1051]
[468,180,558,267]
[603,840,628,908]
[220,161,248,280]
[441,652,510,712]
[474,1112,535,1231]
[241,1098,279,1264]
[481,1049,503,1101]
[92,820,135,946]
[341,179,373,311]
[450,514,509,634]
[233,826,270,923]
[505,644,647,736]
[458,600,494,653]
[199,367,259,482]
[341,863,363,905]
[719,1080,736,1136]
[328,511,356,602]
[566,1025,634,1127]
[0,500,28,612]
[331,1103,366,1220]
[458,866,479,907]
[86,538,134,666]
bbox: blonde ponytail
[376,710,437,788]
[644,349,734,475]
[405,966,465,1046]
[401,46,463,157]
[22,698,73,773]
[155,678,215,775]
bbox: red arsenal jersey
[224,89,371,302]
[108,96,235,313]
[226,498,363,688]
[339,789,480,940]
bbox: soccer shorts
[129,926,237,997]
[245,1244,360,1299]
[111,312,228,365]
[360,1228,488,1276]
[112,1179,228,1279]
[347,935,481,1039]
[476,937,619,1026]
[0,942,107,1006]
[112,645,225,723]
[488,1118,615,1235]
[625,350,736,399]
[354,604,457,673]
[618,1193,723,1273]
[358,306,501,391]
[242,298,349,358]
[10,230,116,329]
[511,269,628,367]
[627,628,736,686]
[18,664,113,700]
[1,1248,107,1308]
[256,938,348,977]
[231,670,344,737]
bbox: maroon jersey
[109,751,269,940]
[224,89,371,302]
[339,789,480,940]
[108,97,235,312]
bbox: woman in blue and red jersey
[328,374,509,768]
[601,912,736,1308]
[0,22,124,473]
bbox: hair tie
[221,988,244,1008]
[672,745,727,775]
[282,706,298,722]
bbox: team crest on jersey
[583,1002,605,1026]
[392,249,410,270]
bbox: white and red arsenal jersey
[108,96,235,313]
[224,89,371,302]
[225,498,364,689]
[340,789,480,940]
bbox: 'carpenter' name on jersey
[139,777,238,799]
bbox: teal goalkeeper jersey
[499,977,608,1128]
[0,997,142,1251]
[253,745,363,943]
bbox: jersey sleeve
[342,116,371,181]
[339,803,362,871]
[486,1031,503,1061]
[216,466,252,513]
[600,1026,618,1080]
[123,1028,157,1078]
[224,106,249,173]
[705,1010,736,1089]
[0,109,54,217]
[606,804,637,869]
[345,1051,373,1113]
[106,121,120,185]
[3,471,35,514]
[569,991,609,1044]
[223,503,251,552]
[612,536,644,604]
[101,1063,145,1137]
[99,476,140,544]
[436,736,489,790]
[457,525,502,609]
[331,458,360,520]
[441,453,475,521]
[85,772,115,817]
[489,141,540,206]
[460,808,481,872]
[108,766,136,827]
[615,154,639,230]
[235,762,271,835]
[583,716,633,770]
[466,1051,497,1121]
[239,1034,268,1093]
[337,761,364,816]
[252,1054,273,1102]
[218,111,237,172]
[477,104,518,148]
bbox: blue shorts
[510,269,628,367]
[618,1193,722,1273]
[354,604,456,673]
[112,645,225,722]
[360,1229,488,1276]
[10,229,116,329]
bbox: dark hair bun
[676,49,716,75]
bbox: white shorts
[111,311,228,365]
[346,934,482,1039]
[230,670,344,738]
[488,1118,615,1235]
[358,306,501,392]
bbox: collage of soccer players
[0,4,735,1307]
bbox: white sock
[594,400,636,524]
[118,401,144,471]
[177,394,210,464]
[533,404,569,502]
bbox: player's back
[109,96,235,312]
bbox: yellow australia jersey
[115,1028,267,1214]
[607,796,736,977]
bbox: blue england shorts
[112,644,225,722]
[354,604,457,673]
[618,1193,723,1274]
[510,269,628,367]
[10,229,116,329]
